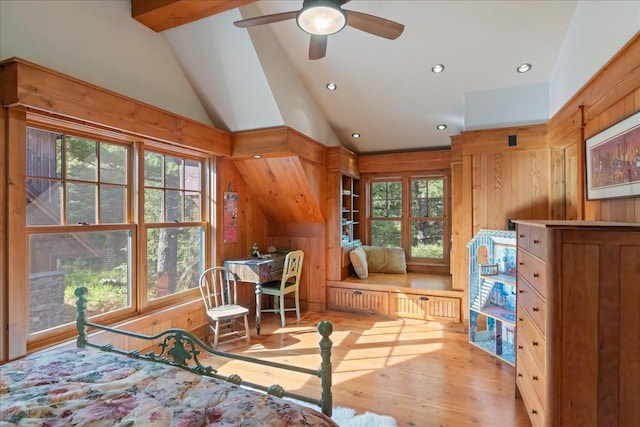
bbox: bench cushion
[364,246,407,274]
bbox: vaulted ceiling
[131,0,577,154]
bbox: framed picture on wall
[586,111,640,200]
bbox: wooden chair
[260,250,304,327]
[199,266,250,348]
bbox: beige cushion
[363,246,407,274]
[349,246,369,279]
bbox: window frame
[365,171,450,270]
[19,115,212,348]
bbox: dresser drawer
[517,304,546,373]
[517,224,546,260]
[328,287,389,315]
[517,279,546,335]
[517,249,547,299]
[517,346,546,409]
[517,351,546,427]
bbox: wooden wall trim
[0,105,6,362]
[550,32,640,137]
[326,146,359,177]
[232,126,326,164]
[459,124,548,154]
[6,107,28,360]
[359,149,451,174]
[131,0,256,32]
[0,58,231,156]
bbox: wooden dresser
[513,220,640,427]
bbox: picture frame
[585,111,640,200]
[480,264,499,275]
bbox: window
[25,126,209,339]
[143,151,204,301]
[369,175,448,265]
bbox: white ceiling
[163,0,578,154]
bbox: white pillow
[349,246,369,279]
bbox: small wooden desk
[223,253,286,335]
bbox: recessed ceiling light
[436,124,447,130]
[352,133,361,139]
[326,82,337,91]
[517,63,532,73]
[252,154,262,159]
[431,64,445,73]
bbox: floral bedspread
[0,347,337,426]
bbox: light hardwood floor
[209,311,531,427]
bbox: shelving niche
[341,175,360,246]
[467,229,517,366]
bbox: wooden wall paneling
[234,157,324,223]
[511,151,533,221]
[232,127,325,165]
[326,146,359,176]
[6,108,28,360]
[326,171,342,282]
[531,149,550,219]
[0,59,231,156]
[460,124,547,156]
[550,147,566,219]
[548,35,639,224]
[358,149,451,174]
[0,105,6,363]
[131,0,256,32]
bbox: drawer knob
[533,239,540,244]
[532,375,538,381]
[532,307,539,312]
[419,296,429,301]
[518,373,523,377]
[518,289,524,293]
[532,409,538,415]
[518,345,523,349]
[532,341,539,346]
[519,261,524,266]
[353,290,362,296]
[518,317,524,322]
[533,273,539,278]
[519,234,525,238]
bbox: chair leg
[295,289,300,321]
[243,315,250,344]
[213,321,220,349]
[279,295,286,327]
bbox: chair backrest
[278,250,304,291]
[199,266,238,310]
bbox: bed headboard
[74,286,334,416]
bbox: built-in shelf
[341,175,360,246]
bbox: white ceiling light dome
[297,0,347,35]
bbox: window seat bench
[327,273,463,323]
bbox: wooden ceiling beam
[131,0,257,32]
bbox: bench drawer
[328,287,389,315]
[391,294,461,323]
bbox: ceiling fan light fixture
[296,1,346,35]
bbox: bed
[1,287,337,426]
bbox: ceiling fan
[233,0,404,60]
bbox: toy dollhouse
[467,229,517,365]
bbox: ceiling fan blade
[309,34,328,60]
[233,11,297,28]
[344,10,404,40]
